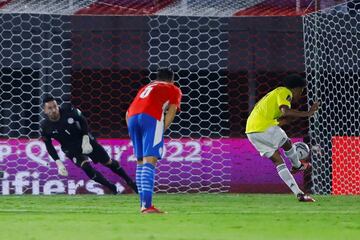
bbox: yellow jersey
[245,87,292,133]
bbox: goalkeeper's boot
[112,183,125,195]
[291,160,311,174]
[141,206,166,214]
[126,179,139,194]
[297,193,316,202]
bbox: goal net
[304,0,360,194]
[0,2,233,195]
[1,0,352,195]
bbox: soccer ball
[294,142,310,160]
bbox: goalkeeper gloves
[55,160,68,176]
[81,135,93,154]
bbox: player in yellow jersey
[246,74,319,202]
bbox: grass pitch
[0,194,359,240]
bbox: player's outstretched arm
[164,104,178,130]
[42,137,68,176]
[42,136,60,162]
[280,102,319,118]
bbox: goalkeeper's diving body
[246,74,319,202]
[40,95,138,194]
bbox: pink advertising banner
[0,138,303,195]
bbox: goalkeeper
[40,95,137,194]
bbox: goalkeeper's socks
[108,160,138,193]
[284,145,301,168]
[92,172,117,194]
[276,164,303,195]
[136,164,143,206]
[141,163,155,209]
[82,163,117,194]
[96,174,117,194]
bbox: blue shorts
[127,113,164,160]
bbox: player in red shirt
[127,68,182,214]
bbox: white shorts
[246,126,289,158]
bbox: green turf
[0,194,359,240]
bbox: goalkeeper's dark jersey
[40,105,89,161]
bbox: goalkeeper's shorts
[64,140,111,166]
[127,113,164,160]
